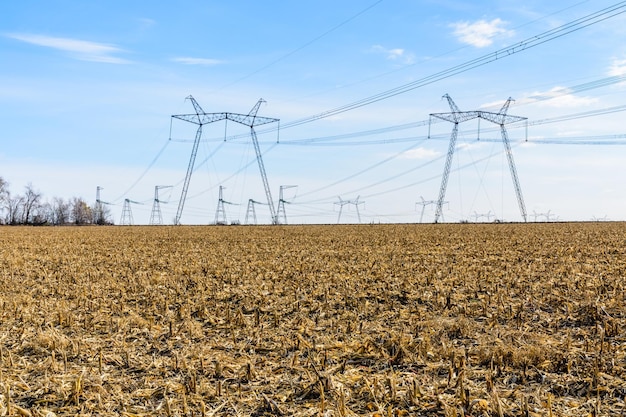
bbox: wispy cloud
[520,87,598,107]
[7,33,129,63]
[608,57,626,76]
[171,57,224,66]
[399,147,439,160]
[370,45,415,64]
[450,18,513,48]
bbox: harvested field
[0,223,625,416]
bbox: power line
[279,2,626,129]
[211,0,384,93]
[227,73,626,145]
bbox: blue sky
[2,0,626,224]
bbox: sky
[2,0,626,224]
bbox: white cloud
[521,87,598,107]
[370,45,415,64]
[608,58,626,76]
[456,141,487,151]
[450,18,513,48]
[6,33,129,63]
[172,57,224,66]
[399,147,439,159]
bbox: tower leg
[434,123,458,223]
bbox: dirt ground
[0,223,624,416]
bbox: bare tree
[71,197,93,225]
[21,183,42,224]
[51,197,71,225]
[0,177,8,224]
[31,203,49,224]
[0,177,7,201]
[93,203,113,225]
[5,192,24,225]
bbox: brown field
[0,223,624,416]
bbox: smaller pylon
[150,185,173,225]
[94,186,112,225]
[415,196,441,223]
[120,199,142,225]
[214,186,235,225]
[473,211,493,222]
[276,185,297,225]
[335,196,364,224]
[245,199,264,225]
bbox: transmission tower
[214,185,236,225]
[120,199,142,225]
[170,96,279,224]
[228,99,280,224]
[94,186,112,225]
[149,185,172,225]
[430,94,527,223]
[533,210,555,222]
[245,199,264,225]
[335,195,364,224]
[415,196,442,223]
[276,185,297,225]
[473,211,494,222]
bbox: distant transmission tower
[149,185,172,225]
[415,196,442,223]
[473,211,494,222]
[430,94,527,223]
[245,199,264,225]
[335,196,364,224]
[171,96,279,224]
[120,198,142,225]
[276,185,297,225]
[94,186,112,225]
[214,186,235,225]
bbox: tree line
[0,177,113,225]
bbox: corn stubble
[0,223,624,416]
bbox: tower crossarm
[434,93,481,123]
[478,111,527,126]
[172,112,228,125]
[225,113,279,127]
[171,96,229,125]
[430,111,480,124]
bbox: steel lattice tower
[94,186,112,225]
[171,96,279,225]
[245,199,263,225]
[335,196,364,224]
[276,185,297,225]
[430,94,527,223]
[214,185,235,225]
[149,185,172,225]
[415,196,441,223]
[120,198,141,225]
